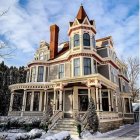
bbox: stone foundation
[123,118,134,124]
[99,119,123,133]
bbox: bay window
[83,33,90,46]
[84,58,91,75]
[74,58,80,76]
[74,34,79,47]
[37,66,44,82]
[31,67,36,82]
[92,36,96,49]
[59,64,64,79]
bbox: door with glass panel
[64,90,73,118]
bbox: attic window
[101,41,109,47]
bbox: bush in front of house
[86,97,99,134]
[15,129,43,140]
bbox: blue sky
[0,0,139,67]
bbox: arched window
[74,34,79,47]
[83,33,90,46]
[92,36,96,49]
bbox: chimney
[50,24,59,59]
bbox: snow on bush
[0,133,8,140]
[15,133,29,140]
[15,129,44,140]
[28,129,43,138]
[45,131,70,140]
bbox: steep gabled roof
[76,5,89,23]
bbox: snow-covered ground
[0,123,139,140]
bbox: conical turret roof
[76,5,88,23]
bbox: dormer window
[83,33,90,46]
[74,34,80,47]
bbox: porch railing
[8,111,43,117]
[49,110,63,129]
[8,111,21,116]
[99,112,119,119]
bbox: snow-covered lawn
[0,123,139,140]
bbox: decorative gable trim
[82,17,90,25]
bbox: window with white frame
[84,58,91,75]
[37,66,44,82]
[74,58,80,76]
[59,64,64,79]
[74,34,80,47]
[31,67,36,82]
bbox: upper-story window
[31,67,36,82]
[37,66,44,82]
[92,36,96,49]
[74,34,80,47]
[84,58,91,75]
[26,71,30,82]
[74,58,80,76]
[83,33,90,46]
[59,64,64,79]
[39,52,44,60]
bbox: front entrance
[64,90,73,118]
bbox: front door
[64,90,73,118]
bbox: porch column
[53,89,56,113]
[43,90,48,112]
[59,90,63,111]
[115,93,118,112]
[9,91,14,112]
[123,97,126,113]
[56,91,58,110]
[99,88,103,111]
[95,87,99,111]
[30,91,34,111]
[111,90,114,111]
[39,91,43,111]
[108,89,111,111]
[21,90,27,116]
[129,98,131,113]
[88,88,91,102]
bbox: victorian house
[8,5,134,132]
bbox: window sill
[73,46,80,50]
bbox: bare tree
[0,7,15,59]
[126,57,139,102]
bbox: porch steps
[50,118,78,135]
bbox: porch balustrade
[99,112,119,120]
